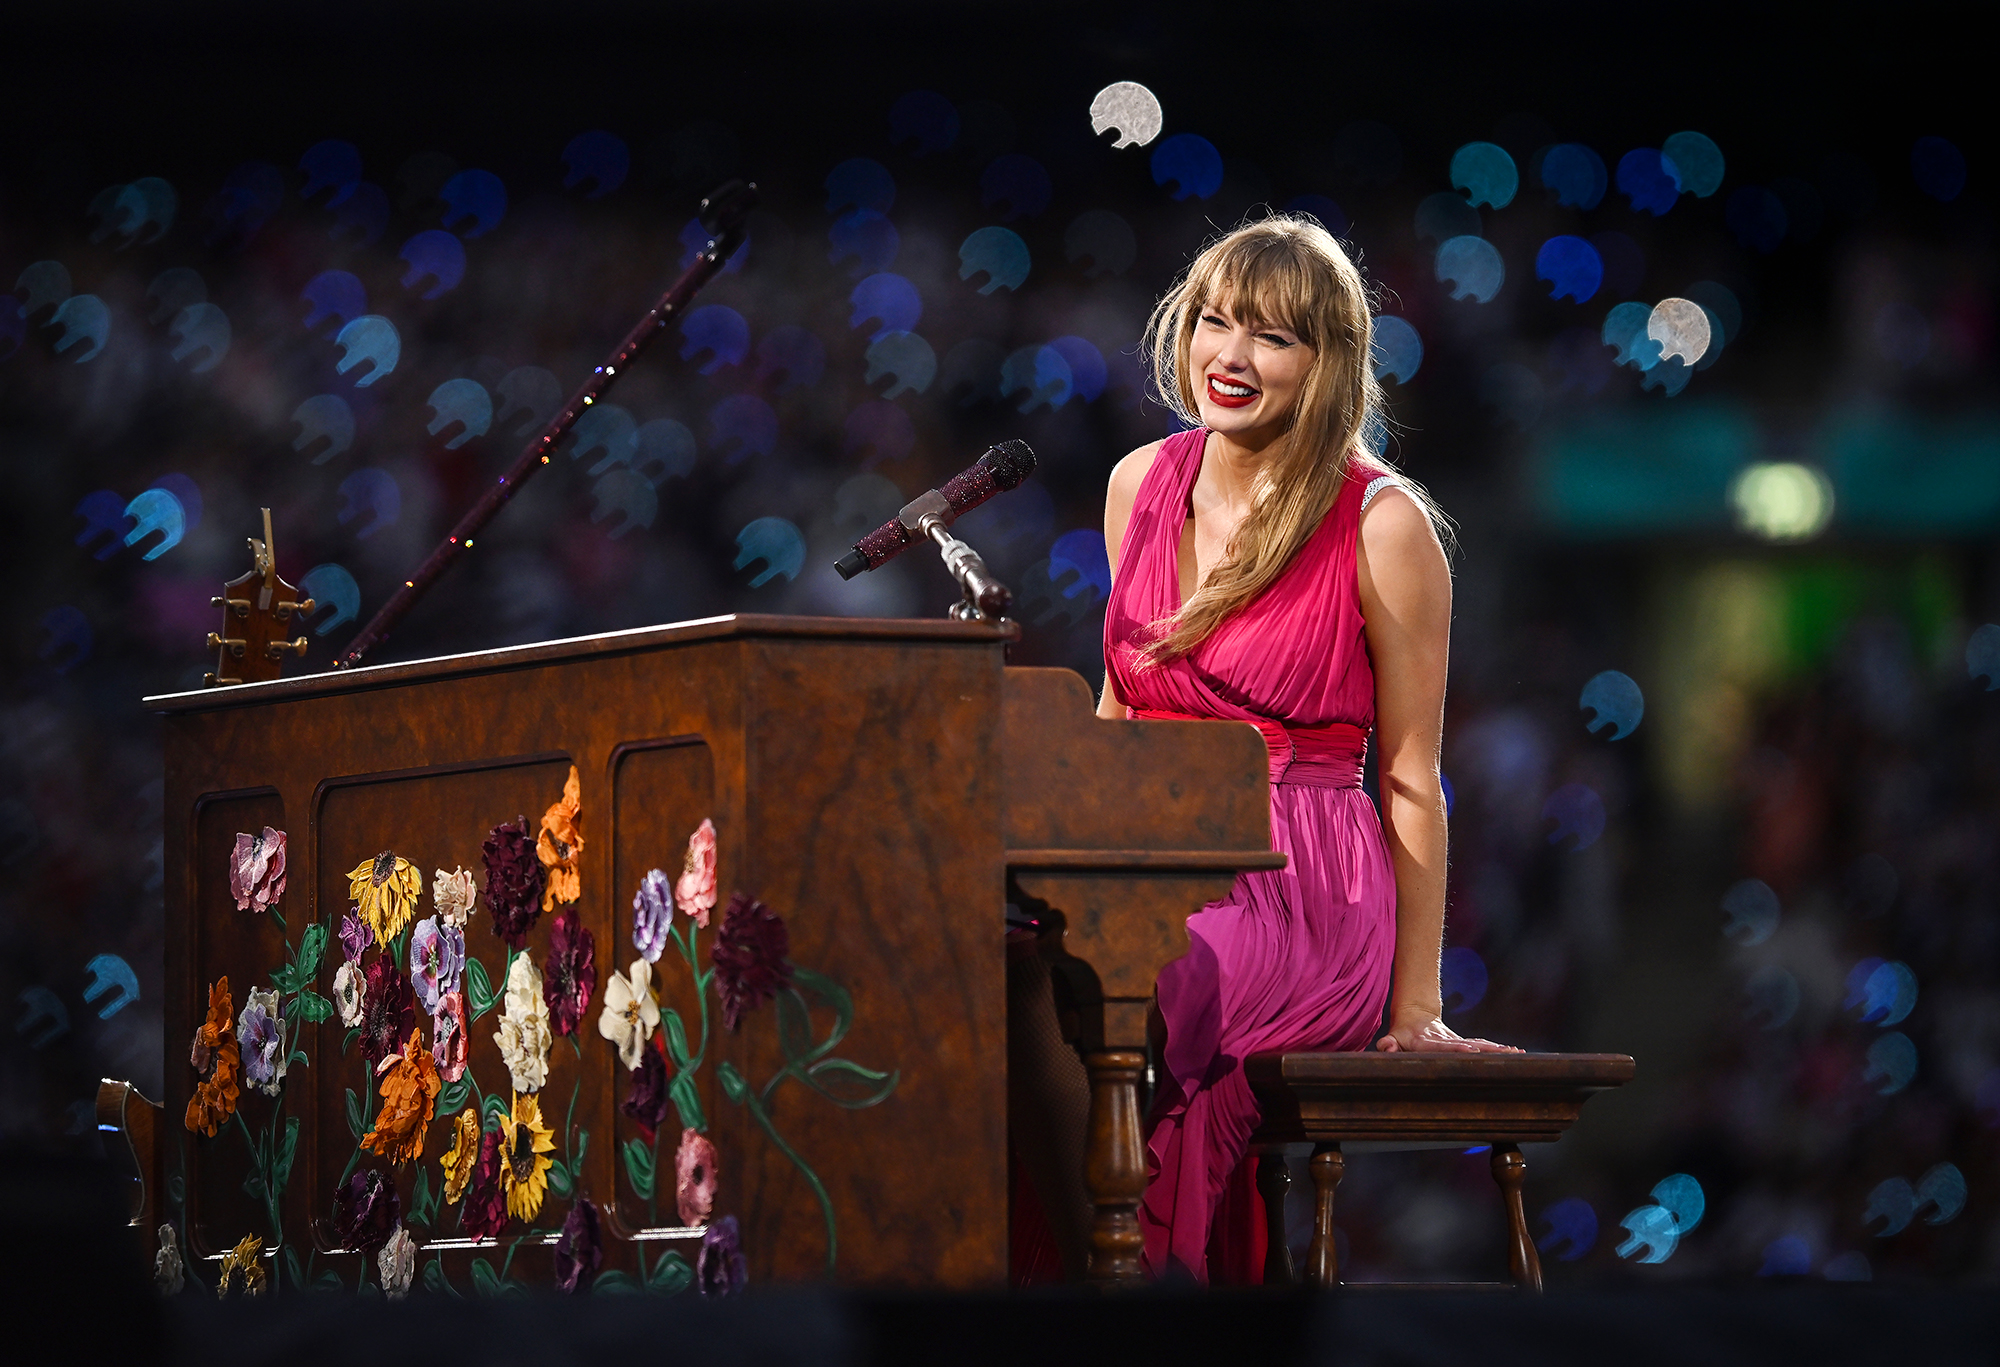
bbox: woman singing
[1098,215,1517,1283]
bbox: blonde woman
[1099,216,1516,1283]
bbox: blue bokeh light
[1602,302,1662,371]
[1540,144,1607,210]
[1370,315,1422,384]
[889,90,959,155]
[863,331,937,400]
[1661,131,1725,198]
[1536,1198,1597,1261]
[1616,1204,1678,1263]
[1440,946,1488,1014]
[1415,191,1481,245]
[1450,142,1518,209]
[679,304,750,375]
[1435,236,1503,302]
[849,273,923,340]
[1285,194,1348,238]
[1721,879,1780,945]
[1579,669,1642,738]
[561,131,629,198]
[1757,1236,1812,1277]
[1536,236,1603,304]
[1542,783,1605,851]
[1616,149,1680,215]
[828,210,900,277]
[981,153,1052,220]
[1744,965,1800,1029]
[1046,336,1107,403]
[1151,134,1223,200]
[1065,211,1136,277]
[439,169,506,237]
[959,227,1030,294]
[825,158,895,215]
[734,517,804,587]
[1863,1032,1917,1095]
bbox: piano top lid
[143,612,1017,715]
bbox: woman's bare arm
[1356,487,1516,1053]
[1096,441,1163,720]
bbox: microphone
[833,440,1036,580]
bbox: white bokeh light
[1647,297,1712,366]
[1730,462,1834,541]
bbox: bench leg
[1082,1050,1147,1287]
[1255,1151,1296,1285]
[1306,1143,1343,1288]
[1489,1143,1543,1293]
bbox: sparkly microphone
[833,440,1037,580]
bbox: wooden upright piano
[123,615,1277,1292]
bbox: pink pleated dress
[1103,427,1397,1283]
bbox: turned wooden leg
[1489,1143,1543,1293]
[1082,1050,1147,1287]
[1306,1143,1343,1288]
[1255,1150,1296,1286]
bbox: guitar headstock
[204,508,315,687]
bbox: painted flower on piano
[676,818,719,928]
[348,849,421,945]
[360,956,415,1068]
[186,975,241,1136]
[622,1040,671,1133]
[433,989,468,1082]
[215,1234,267,1298]
[536,765,585,912]
[363,1027,440,1165]
[482,816,545,949]
[460,1128,508,1241]
[676,1127,719,1228]
[440,1107,482,1204]
[339,905,373,962]
[229,827,287,913]
[495,952,552,1092]
[410,915,465,1014]
[331,1168,401,1252]
[333,960,366,1028]
[632,868,673,962]
[597,958,659,1069]
[697,1214,747,1295]
[433,865,477,928]
[543,908,597,1037]
[553,1196,603,1293]
[237,986,286,1097]
[502,1090,557,1222]
[378,1225,416,1301]
[712,892,793,1031]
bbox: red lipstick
[1205,373,1258,409]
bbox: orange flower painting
[536,765,584,911]
[362,1027,441,1165]
[186,977,241,1136]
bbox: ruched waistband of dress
[1128,707,1367,788]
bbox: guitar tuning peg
[265,637,308,661]
[275,598,316,620]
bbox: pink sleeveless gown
[1103,428,1397,1283]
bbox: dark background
[3,2,1996,1285]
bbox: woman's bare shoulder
[1106,439,1167,508]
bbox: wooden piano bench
[1245,1052,1634,1292]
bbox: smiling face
[1186,296,1317,442]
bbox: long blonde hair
[1137,213,1443,667]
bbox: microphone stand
[334,181,759,669]
[900,491,1012,622]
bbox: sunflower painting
[502,1090,557,1222]
[347,850,421,945]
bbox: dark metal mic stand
[898,490,1012,622]
[334,180,759,669]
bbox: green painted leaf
[663,1009,691,1068]
[284,1247,305,1293]
[622,1138,655,1201]
[574,1128,589,1170]
[592,1269,641,1295]
[437,1075,471,1115]
[242,1169,266,1200]
[342,1027,360,1056]
[547,1159,573,1199]
[717,1060,748,1104]
[647,1249,694,1294]
[296,923,328,979]
[422,1259,445,1294]
[470,1257,502,1298]
[296,989,333,1024]
[670,1069,708,1130]
[790,965,854,1060]
[273,1117,301,1191]
[483,1093,511,1130]
[411,1166,433,1227]
[271,963,302,995]
[775,986,814,1062]
[803,1058,902,1109]
[313,1269,344,1291]
[466,957,496,1022]
[344,1088,363,1141]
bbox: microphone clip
[907,499,1011,623]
